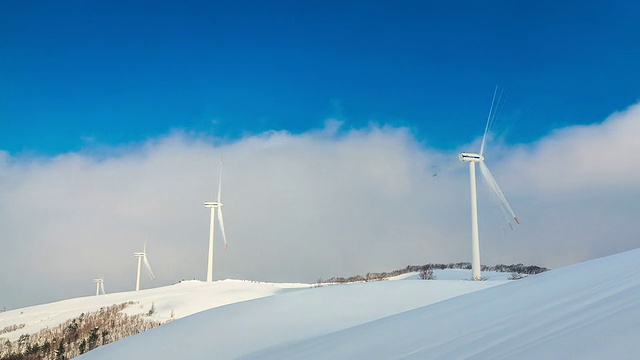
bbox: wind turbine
[93,277,105,296]
[133,243,155,291]
[204,160,228,282]
[459,88,519,280]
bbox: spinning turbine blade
[480,86,499,156]
[478,161,519,225]
[143,255,155,280]
[100,281,105,295]
[217,208,228,250]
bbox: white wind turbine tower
[93,277,105,296]
[459,88,519,280]
[204,160,228,282]
[133,243,155,291]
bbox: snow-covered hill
[0,268,508,358]
[0,279,311,343]
[81,276,504,359]
[76,249,640,359]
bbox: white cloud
[1,104,640,309]
[504,103,640,194]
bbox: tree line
[318,262,548,284]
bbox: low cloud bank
[1,104,639,309]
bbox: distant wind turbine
[204,160,228,282]
[93,277,105,296]
[134,243,155,291]
[459,88,519,280]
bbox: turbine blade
[143,255,155,280]
[480,86,499,156]
[478,161,519,226]
[100,281,105,295]
[217,208,228,250]
[217,159,223,203]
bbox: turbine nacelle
[204,201,223,208]
[459,152,484,163]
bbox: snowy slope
[78,249,640,360]
[0,279,310,342]
[0,269,503,344]
[81,274,507,359]
[245,248,640,359]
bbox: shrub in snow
[508,272,526,280]
[147,302,156,316]
[418,266,436,280]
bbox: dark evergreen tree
[101,329,110,345]
[88,327,99,350]
[55,340,65,360]
[42,340,51,355]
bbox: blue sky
[2,0,639,154]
